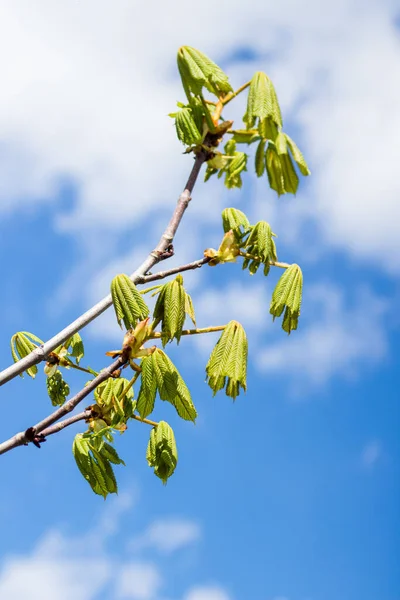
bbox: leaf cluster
[206,320,248,400]
[111,274,149,330]
[270,263,303,333]
[73,429,125,498]
[152,275,196,345]
[146,421,178,484]
[137,348,197,422]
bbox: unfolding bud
[177,46,232,100]
[204,231,240,266]
[122,318,153,358]
[111,274,149,330]
[146,421,178,484]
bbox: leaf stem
[222,81,251,106]
[149,325,226,339]
[131,414,158,427]
[239,251,290,269]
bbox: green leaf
[258,117,279,141]
[244,71,282,129]
[137,355,157,419]
[10,331,43,378]
[231,130,260,144]
[65,333,84,364]
[47,371,70,406]
[146,421,178,484]
[285,134,311,176]
[224,151,248,189]
[174,107,202,146]
[73,432,125,498]
[206,321,248,400]
[221,208,250,241]
[111,274,149,330]
[243,221,278,268]
[153,275,192,345]
[265,145,285,196]
[152,349,197,422]
[184,293,196,326]
[255,139,266,177]
[177,46,232,100]
[270,264,303,333]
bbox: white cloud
[184,585,232,600]
[0,529,112,600]
[0,0,399,272]
[116,562,162,600]
[130,517,201,554]
[257,283,388,387]
[361,440,382,468]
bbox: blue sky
[0,1,399,599]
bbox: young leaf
[265,145,285,196]
[73,432,125,498]
[243,221,278,268]
[10,331,44,378]
[177,46,232,100]
[206,321,248,400]
[244,71,282,130]
[174,107,202,146]
[255,139,266,177]
[270,264,303,333]
[65,333,84,364]
[285,134,311,176]
[111,274,149,330]
[153,275,193,345]
[137,355,157,419]
[221,208,250,240]
[224,151,248,189]
[146,421,178,484]
[47,371,70,406]
[152,349,197,422]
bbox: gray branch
[0,151,208,386]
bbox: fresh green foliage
[64,333,84,364]
[206,321,248,400]
[152,275,196,345]
[174,107,203,146]
[47,371,70,406]
[270,264,303,333]
[221,207,250,237]
[242,221,278,275]
[205,140,248,189]
[111,274,149,330]
[146,421,178,484]
[177,46,232,101]
[137,348,197,422]
[94,377,136,429]
[10,331,43,378]
[73,429,125,498]
[3,46,309,498]
[244,71,283,129]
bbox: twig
[131,414,158,427]
[138,256,211,284]
[0,357,124,455]
[149,325,226,339]
[40,410,93,438]
[0,151,208,387]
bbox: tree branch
[139,256,211,284]
[40,409,93,438]
[0,357,125,455]
[0,150,209,387]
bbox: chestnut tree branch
[0,150,209,387]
